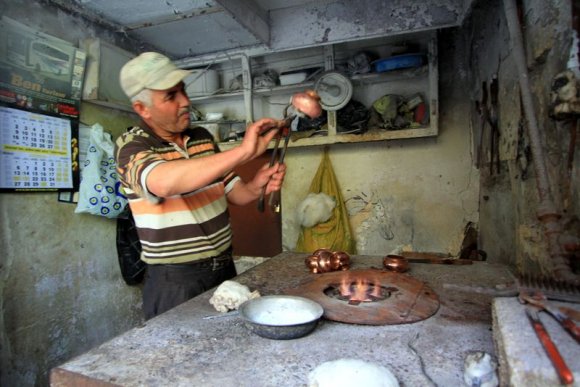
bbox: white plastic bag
[75,124,127,218]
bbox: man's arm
[147,118,279,198]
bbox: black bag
[116,210,146,285]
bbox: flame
[350,278,366,301]
[370,274,382,298]
[371,282,382,298]
[339,276,352,297]
[336,274,384,303]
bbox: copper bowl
[383,255,409,273]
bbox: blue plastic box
[373,53,425,72]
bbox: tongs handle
[520,292,580,343]
[268,134,291,213]
[526,307,574,385]
[558,315,580,344]
[257,134,281,212]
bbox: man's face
[141,82,190,137]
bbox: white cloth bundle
[209,280,260,313]
[297,192,336,228]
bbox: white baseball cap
[120,52,191,98]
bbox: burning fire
[338,274,384,303]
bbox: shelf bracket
[241,54,254,124]
[323,44,337,136]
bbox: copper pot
[383,255,409,273]
[305,249,350,273]
[292,90,322,119]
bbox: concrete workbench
[50,252,515,386]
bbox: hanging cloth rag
[296,149,356,254]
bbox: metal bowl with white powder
[239,295,324,339]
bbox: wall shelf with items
[181,30,438,149]
[253,81,316,97]
[349,65,429,85]
[187,80,317,104]
[189,91,245,103]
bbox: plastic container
[205,112,223,121]
[373,53,425,73]
[185,69,219,96]
[279,71,309,85]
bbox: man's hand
[255,162,287,196]
[226,162,287,206]
[239,118,280,161]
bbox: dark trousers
[142,253,236,320]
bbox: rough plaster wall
[0,111,142,387]
[282,32,480,258]
[0,1,144,386]
[466,0,577,275]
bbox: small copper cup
[383,254,409,273]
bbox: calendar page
[0,105,76,191]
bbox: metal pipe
[503,0,579,283]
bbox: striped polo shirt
[114,124,239,264]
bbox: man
[115,52,286,320]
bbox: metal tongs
[519,291,580,343]
[519,290,578,385]
[257,90,322,213]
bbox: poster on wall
[0,16,86,118]
[0,17,84,192]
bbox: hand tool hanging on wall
[476,78,501,174]
[488,76,501,175]
[475,81,488,169]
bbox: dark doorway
[230,151,282,257]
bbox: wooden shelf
[191,119,245,125]
[188,67,425,104]
[189,90,245,103]
[217,126,437,150]
[189,81,316,103]
[350,65,428,83]
[253,81,316,96]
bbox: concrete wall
[0,1,144,386]
[465,0,578,276]
[281,33,480,257]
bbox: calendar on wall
[0,17,84,192]
[0,105,78,191]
